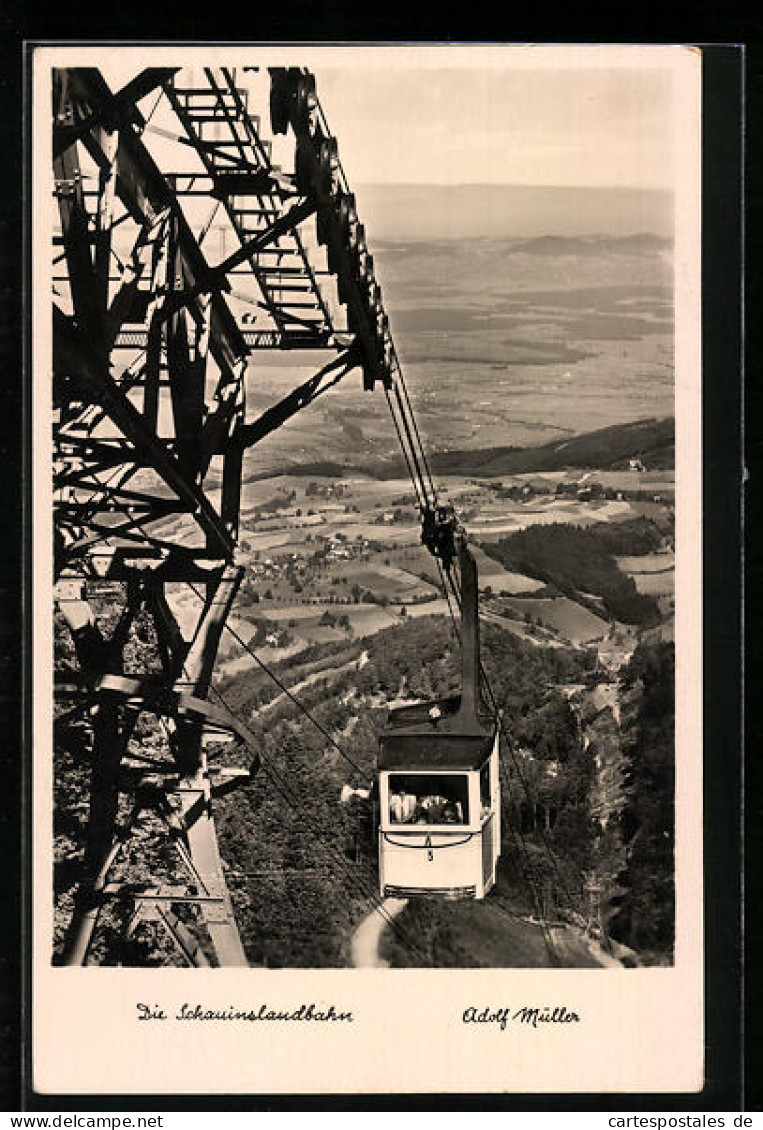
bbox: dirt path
[351,898,408,967]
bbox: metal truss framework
[51,64,433,967]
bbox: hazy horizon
[352,183,674,242]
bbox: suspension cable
[384,385,427,516]
[495,750,559,961]
[395,366,437,500]
[255,757,430,965]
[391,383,434,512]
[435,557,461,644]
[385,358,584,927]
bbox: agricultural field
[466,497,635,539]
[259,602,405,644]
[330,562,438,602]
[228,231,674,481]
[616,552,675,596]
[224,464,675,669]
[468,545,545,595]
[628,571,675,597]
[616,551,675,572]
[500,595,609,644]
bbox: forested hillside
[213,617,603,966]
[53,596,675,967]
[381,634,675,968]
[482,518,664,626]
[428,417,675,476]
[608,639,675,960]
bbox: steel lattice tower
[51,64,422,966]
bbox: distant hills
[287,417,675,480]
[428,417,675,476]
[505,233,671,257]
[373,231,673,261]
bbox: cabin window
[387,773,469,825]
[480,762,492,819]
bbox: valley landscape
[53,201,677,970]
[241,226,674,475]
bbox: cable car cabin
[377,544,501,900]
[377,711,500,900]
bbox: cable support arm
[233,348,358,452]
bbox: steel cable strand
[253,758,431,966]
[395,367,438,501]
[197,628,429,966]
[192,582,557,962]
[209,695,422,957]
[384,385,427,516]
[391,383,434,511]
[187,594,434,963]
[434,558,461,645]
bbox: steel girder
[51,62,410,967]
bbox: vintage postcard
[32,43,703,1095]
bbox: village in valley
[206,457,675,677]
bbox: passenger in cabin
[389,788,417,823]
[417,796,465,824]
[420,795,450,823]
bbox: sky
[69,47,691,238]
[85,45,687,194]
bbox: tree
[609,640,675,958]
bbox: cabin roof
[379,695,496,770]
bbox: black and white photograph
[33,43,703,1094]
